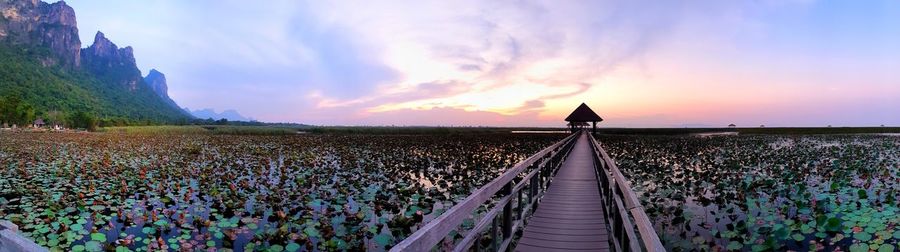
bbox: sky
[61,0,900,127]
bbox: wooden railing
[390,132,579,252]
[0,220,48,252]
[586,132,665,252]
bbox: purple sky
[62,0,899,127]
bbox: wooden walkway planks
[516,133,611,252]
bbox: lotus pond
[0,132,565,251]
[599,134,900,251]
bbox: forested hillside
[0,0,192,129]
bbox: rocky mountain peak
[81,31,141,90]
[1,0,193,123]
[87,31,117,57]
[0,0,81,67]
[147,68,164,77]
[43,1,77,27]
[82,31,137,68]
[144,69,183,110]
[144,69,168,97]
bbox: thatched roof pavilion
[565,103,603,133]
[33,118,45,128]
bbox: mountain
[0,0,192,126]
[143,69,180,108]
[81,31,142,90]
[187,108,254,122]
[0,0,80,68]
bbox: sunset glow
[63,0,900,126]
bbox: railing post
[616,207,623,250]
[533,162,540,201]
[491,217,499,251]
[475,233,482,252]
[389,133,580,252]
[517,185,524,221]
[502,182,513,240]
[541,157,547,180]
[542,159,547,184]
[527,177,534,206]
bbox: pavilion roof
[564,103,603,122]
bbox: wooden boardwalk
[391,130,662,252]
[516,133,611,251]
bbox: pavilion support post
[592,121,597,135]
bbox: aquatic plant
[600,134,900,251]
[0,132,563,251]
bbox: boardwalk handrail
[586,131,665,252]
[391,132,580,252]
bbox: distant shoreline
[4,125,898,136]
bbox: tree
[0,95,19,124]
[68,111,98,131]
[0,95,36,126]
[15,102,35,126]
[46,110,66,127]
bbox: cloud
[284,8,400,99]
[346,106,546,127]
[537,83,592,100]
[296,0,694,122]
[63,0,899,126]
[67,0,692,124]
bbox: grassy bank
[592,127,900,135]
[100,125,302,135]
[99,125,547,135]
[736,127,900,135]
[303,126,566,135]
[95,125,900,136]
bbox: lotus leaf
[849,243,869,252]
[726,241,742,251]
[84,241,102,252]
[791,233,805,242]
[304,226,320,238]
[374,233,392,247]
[853,232,872,242]
[285,242,301,252]
[268,245,284,252]
[5,127,900,251]
[823,217,843,232]
[90,233,106,242]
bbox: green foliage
[67,111,97,131]
[99,125,300,135]
[0,43,191,125]
[602,134,900,250]
[45,110,66,126]
[0,94,36,126]
[0,132,563,250]
[822,217,842,232]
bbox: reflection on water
[511,131,570,134]
[692,132,739,137]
